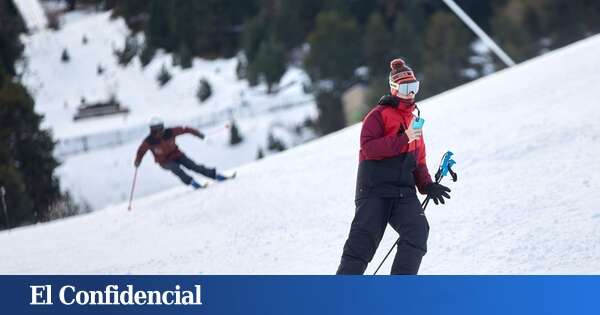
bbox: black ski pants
[336,194,429,275]
[161,155,216,184]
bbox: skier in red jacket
[336,58,451,275]
[134,117,229,189]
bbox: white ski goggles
[390,80,420,95]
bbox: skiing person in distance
[336,58,451,275]
[134,117,230,189]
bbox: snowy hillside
[2,34,600,274]
[19,11,313,142]
[17,10,317,209]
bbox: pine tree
[61,49,71,63]
[256,147,264,160]
[0,78,61,228]
[97,64,104,75]
[392,12,423,74]
[490,0,540,65]
[315,89,346,135]
[177,43,193,69]
[229,120,243,145]
[364,12,392,77]
[139,44,156,67]
[197,78,212,103]
[267,132,286,152]
[536,0,588,49]
[117,35,139,66]
[253,37,287,93]
[305,11,361,83]
[305,11,360,135]
[147,0,174,50]
[422,12,472,97]
[242,16,267,87]
[156,64,172,87]
[0,0,25,77]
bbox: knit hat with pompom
[388,58,416,92]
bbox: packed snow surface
[2,34,600,274]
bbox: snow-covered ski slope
[17,10,317,210]
[19,11,313,143]
[2,34,600,274]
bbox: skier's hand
[404,117,423,143]
[425,182,451,205]
[134,160,141,168]
[198,132,205,140]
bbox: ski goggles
[390,80,420,95]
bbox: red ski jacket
[355,95,432,199]
[135,127,201,166]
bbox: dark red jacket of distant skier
[135,127,202,166]
[355,95,432,199]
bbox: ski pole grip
[440,151,455,177]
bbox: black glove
[425,182,451,205]
[198,132,205,140]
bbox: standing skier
[134,117,230,189]
[336,58,451,275]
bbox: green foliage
[147,0,173,50]
[110,0,151,32]
[241,15,268,64]
[256,147,265,160]
[108,0,600,104]
[315,89,346,135]
[97,64,104,75]
[61,49,71,63]
[305,11,361,83]
[253,37,287,93]
[197,78,212,103]
[0,79,61,229]
[535,0,590,48]
[174,43,193,69]
[139,44,156,67]
[229,120,243,146]
[236,55,248,80]
[229,120,244,146]
[156,64,172,87]
[267,132,287,152]
[0,0,25,76]
[241,0,324,59]
[126,0,258,59]
[392,12,424,75]
[116,35,139,66]
[364,12,393,77]
[422,12,472,98]
[304,10,361,135]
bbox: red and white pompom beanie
[388,58,416,93]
